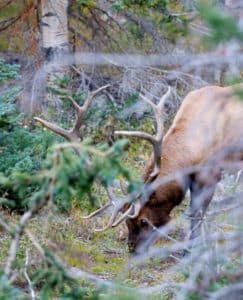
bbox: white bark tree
[39,0,69,107]
[40,0,69,60]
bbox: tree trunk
[39,0,69,108]
[40,0,69,61]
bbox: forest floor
[0,145,242,300]
[0,207,187,299]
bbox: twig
[4,193,50,277]
[24,249,36,300]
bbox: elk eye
[139,219,148,227]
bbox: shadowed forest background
[0,0,243,299]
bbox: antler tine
[34,84,110,141]
[94,193,146,230]
[92,186,144,231]
[127,201,142,219]
[114,130,156,145]
[34,117,75,141]
[70,84,110,138]
[110,205,134,227]
[155,86,172,141]
[151,87,172,173]
[81,202,113,219]
[107,187,144,228]
[105,186,117,203]
[81,186,116,219]
[81,185,128,232]
[115,87,172,178]
[109,197,143,228]
[158,86,171,108]
[94,199,129,232]
[110,200,142,227]
[81,84,110,113]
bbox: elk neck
[146,130,194,213]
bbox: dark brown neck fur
[142,129,193,214]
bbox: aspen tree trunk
[39,0,69,108]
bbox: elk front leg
[189,174,217,242]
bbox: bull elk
[35,84,243,255]
[85,84,243,254]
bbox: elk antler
[34,85,118,226]
[94,197,142,232]
[81,182,143,232]
[115,87,172,182]
[34,85,110,142]
[80,183,139,231]
[35,84,139,231]
[81,187,115,219]
[81,87,172,231]
[106,87,171,228]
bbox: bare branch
[4,193,51,277]
[24,249,36,300]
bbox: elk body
[81,84,243,254]
[123,84,243,253]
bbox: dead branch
[24,249,36,300]
[4,193,51,277]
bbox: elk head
[122,174,185,254]
[125,200,172,254]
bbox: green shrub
[0,60,56,210]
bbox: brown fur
[127,84,243,254]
